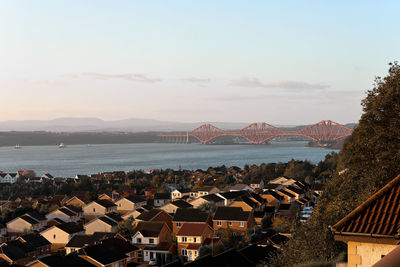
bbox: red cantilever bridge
[158,120,353,144]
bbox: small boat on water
[15,144,21,149]
[59,143,66,148]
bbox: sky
[0,1,399,125]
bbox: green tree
[280,62,400,265]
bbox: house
[285,185,305,200]
[41,173,54,179]
[154,193,170,207]
[0,173,19,184]
[132,221,172,262]
[216,190,249,206]
[65,232,116,254]
[268,177,297,186]
[249,179,265,191]
[276,203,292,218]
[47,195,69,208]
[331,174,400,267]
[17,233,51,258]
[189,186,220,199]
[176,223,214,261]
[83,199,117,217]
[7,214,41,234]
[65,196,87,207]
[40,222,85,252]
[213,207,255,233]
[136,209,173,230]
[0,233,51,265]
[26,253,95,267]
[78,242,129,267]
[84,213,123,235]
[277,189,296,203]
[223,184,254,192]
[114,195,146,212]
[27,177,44,183]
[46,207,80,223]
[229,196,259,212]
[121,210,143,221]
[99,237,139,264]
[0,239,36,265]
[260,190,283,208]
[172,208,211,235]
[171,189,191,201]
[160,200,193,214]
[190,194,225,208]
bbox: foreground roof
[332,174,400,236]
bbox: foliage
[271,217,296,233]
[280,62,400,265]
[117,216,135,236]
[198,202,217,215]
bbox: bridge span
[158,120,353,144]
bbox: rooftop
[176,223,211,237]
[172,208,209,222]
[213,207,251,221]
[332,174,400,236]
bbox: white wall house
[171,189,191,200]
[0,173,19,184]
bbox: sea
[0,142,338,177]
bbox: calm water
[0,142,338,177]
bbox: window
[149,238,154,244]
[181,249,187,256]
[137,238,142,243]
[195,251,198,256]
[53,234,56,239]
[193,237,197,243]
[146,251,149,256]
[71,248,75,252]
[138,250,142,258]
[93,208,95,212]
[182,237,187,242]
[228,221,232,226]
[150,252,154,259]
[176,222,181,227]
[217,221,222,226]
[239,221,244,227]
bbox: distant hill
[0,117,356,132]
[0,118,249,132]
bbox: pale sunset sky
[0,1,399,124]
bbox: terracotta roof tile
[176,223,211,237]
[333,174,400,236]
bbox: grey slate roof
[172,208,209,222]
[213,207,251,221]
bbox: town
[0,160,326,267]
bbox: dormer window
[176,222,181,227]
